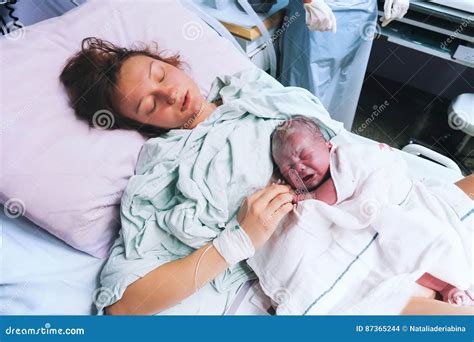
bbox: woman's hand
[237,184,295,250]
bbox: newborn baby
[270,116,473,307]
[271,116,337,205]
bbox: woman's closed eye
[160,69,165,82]
[145,69,166,115]
[153,64,165,83]
[141,96,158,116]
[148,99,157,115]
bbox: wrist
[213,221,255,266]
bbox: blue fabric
[279,0,378,130]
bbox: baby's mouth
[302,174,313,182]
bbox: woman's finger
[266,192,295,215]
[255,184,292,205]
[268,202,293,226]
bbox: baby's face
[273,130,331,191]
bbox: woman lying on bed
[60,37,474,316]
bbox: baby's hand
[292,190,314,204]
[274,179,317,204]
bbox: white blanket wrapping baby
[247,133,473,315]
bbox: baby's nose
[294,163,305,174]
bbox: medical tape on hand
[213,223,255,267]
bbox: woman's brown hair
[60,37,183,137]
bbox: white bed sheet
[0,208,104,315]
[0,208,241,315]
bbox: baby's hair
[271,115,326,152]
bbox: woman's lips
[181,90,189,112]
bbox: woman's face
[113,55,204,129]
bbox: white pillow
[0,0,253,258]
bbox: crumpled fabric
[97,68,344,313]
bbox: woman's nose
[154,87,178,105]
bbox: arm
[106,242,227,315]
[107,184,294,315]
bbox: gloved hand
[304,0,337,33]
[380,0,409,27]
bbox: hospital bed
[0,0,466,316]
[1,139,463,316]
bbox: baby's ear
[327,141,333,149]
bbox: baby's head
[271,116,331,191]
